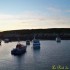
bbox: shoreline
[0,28,70,41]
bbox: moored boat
[11,43,27,55]
[4,39,9,43]
[56,36,61,43]
[0,39,1,45]
[33,39,40,49]
[26,40,30,45]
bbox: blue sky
[0,0,70,31]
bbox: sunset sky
[0,0,70,31]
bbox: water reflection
[33,50,40,61]
[13,55,25,70]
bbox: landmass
[0,28,70,41]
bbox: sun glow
[0,11,70,31]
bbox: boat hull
[33,46,40,49]
[33,43,40,49]
[11,46,26,55]
[56,37,61,43]
[26,41,30,45]
[33,39,40,50]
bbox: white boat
[33,39,40,49]
[56,36,61,42]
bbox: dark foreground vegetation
[0,28,70,41]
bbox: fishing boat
[11,43,27,55]
[4,38,9,43]
[56,36,61,43]
[26,40,30,45]
[33,38,40,49]
[0,39,1,45]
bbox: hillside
[0,28,70,41]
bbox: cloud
[0,10,70,31]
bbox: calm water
[0,40,70,70]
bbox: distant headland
[0,28,70,41]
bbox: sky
[0,0,70,31]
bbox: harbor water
[0,40,70,70]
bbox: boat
[56,36,61,42]
[26,40,30,45]
[4,39,9,43]
[33,39,40,49]
[0,39,1,45]
[11,43,27,55]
